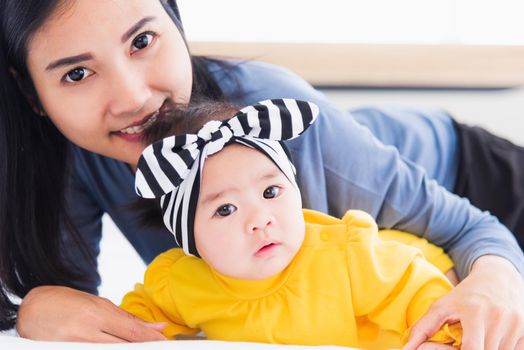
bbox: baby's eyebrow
[200,169,283,205]
[200,186,236,207]
[257,169,282,182]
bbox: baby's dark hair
[133,97,241,229]
[141,98,241,145]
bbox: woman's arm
[16,149,166,342]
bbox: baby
[121,98,461,349]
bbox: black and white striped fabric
[135,98,319,256]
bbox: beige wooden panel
[189,42,524,88]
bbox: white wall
[178,0,524,44]
[324,87,524,146]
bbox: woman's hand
[444,269,459,286]
[17,286,167,342]
[403,255,524,350]
[415,344,456,350]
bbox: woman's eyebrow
[46,53,93,72]
[45,16,157,72]
[120,16,157,43]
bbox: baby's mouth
[255,242,280,257]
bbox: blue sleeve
[350,105,460,192]
[214,60,524,279]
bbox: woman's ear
[8,67,47,116]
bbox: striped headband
[135,99,319,256]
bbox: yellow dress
[121,209,461,349]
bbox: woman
[0,0,523,348]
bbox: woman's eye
[63,67,93,83]
[216,204,237,217]
[131,32,155,53]
[263,186,280,199]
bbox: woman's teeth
[120,113,158,134]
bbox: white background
[178,0,524,44]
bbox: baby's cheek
[196,231,233,265]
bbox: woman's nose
[107,63,152,117]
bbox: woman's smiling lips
[113,112,158,142]
[112,99,173,142]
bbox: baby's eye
[131,32,155,53]
[263,186,281,199]
[63,67,94,83]
[215,204,237,217]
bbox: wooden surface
[189,42,524,88]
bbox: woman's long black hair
[0,0,226,330]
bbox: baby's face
[194,144,305,280]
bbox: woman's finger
[100,306,166,342]
[402,300,451,350]
[140,321,168,332]
[92,332,128,343]
[516,336,524,350]
[487,308,523,350]
[454,304,484,350]
[416,342,456,350]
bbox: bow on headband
[135,98,319,256]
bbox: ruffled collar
[209,256,297,300]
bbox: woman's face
[26,0,192,166]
